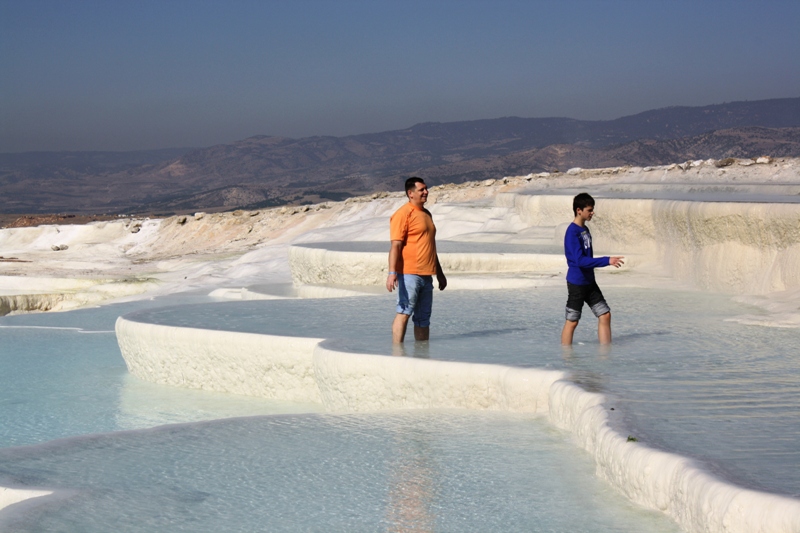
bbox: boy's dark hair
[572,193,595,215]
[405,177,425,197]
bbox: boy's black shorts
[565,282,610,322]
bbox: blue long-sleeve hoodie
[564,222,609,285]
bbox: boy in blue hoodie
[561,193,624,345]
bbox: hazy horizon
[2,0,799,153]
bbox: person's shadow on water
[391,328,528,358]
[435,327,528,340]
[611,330,671,344]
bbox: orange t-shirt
[389,202,437,275]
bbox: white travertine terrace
[117,316,562,414]
[288,194,800,294]
[3,158,800,310]
[561,196,800,293]
[116,319,325,403]
[288,245,568,286]
[114,316,800,533]
[313,344,560,413]
[548,381,800,533]
[0,275,160,314]
[4,158,800,531]
[0,487,54,517]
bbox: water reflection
[384,424,437,532]
[611,330,672,344]
[560,344,610,393]
[392,341,431,359]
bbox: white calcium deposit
[114,314,800,533]
[116,318,325,403]
[548,379,800,533]
[0,487,54,519]
[3,157,800,531]
[288,245,568,286]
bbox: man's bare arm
[387,240,403,291]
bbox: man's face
[407,182,429,205]
[576,205,594,221]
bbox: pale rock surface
[4,159,800,531]
[113,312,800,533]
[0,487,54,518]
[116,318,324,403]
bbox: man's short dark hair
[405,177,425,197]
[573,193,595,215]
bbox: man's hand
[386,273,398,292]
[609,256,625,268]
[435,257,447,290]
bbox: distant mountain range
[2,97,799,215]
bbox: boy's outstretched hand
[609,256,625,268]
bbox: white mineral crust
[3,159,800,531]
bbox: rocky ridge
[2,98,799,215]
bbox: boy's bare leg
[598,312,612,344]
[561,320,578,345]
[393,313,411,343]
[414,325,430,341]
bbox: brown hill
[1,98,799,215]
[420,126,800,182]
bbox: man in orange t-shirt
[386,177,447,343]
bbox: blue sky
[1,0,798,152]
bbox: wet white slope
[112,316,800,533]
[4,158,800,530]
